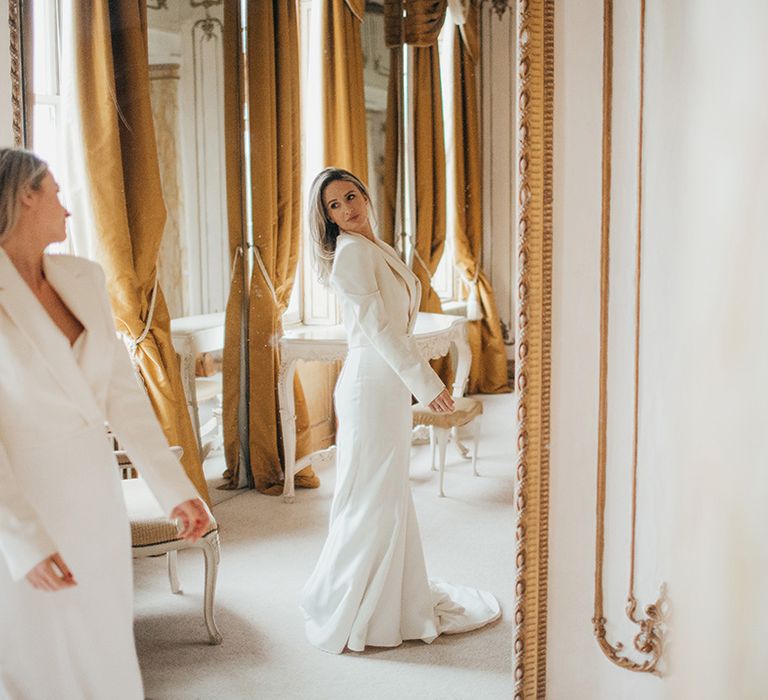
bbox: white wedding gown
[300,232,500,653]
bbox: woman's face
[322,179,370,235]
[28,171,70,247]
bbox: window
[292,4,462,329]
[29,0,70,255]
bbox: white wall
[548,0,768,697]
[656,1,768,696]
[0,0,14,145]
[548,0,662,696]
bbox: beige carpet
[134,393,515,700]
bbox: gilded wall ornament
[593,0,667,676]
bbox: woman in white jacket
[300,168,500,654]
[0,148,210,698]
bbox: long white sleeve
[330,242,444,406]
[0,437,57,581]
[86,267,200,515]
[104,333,200,515]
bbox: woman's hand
[26,553,77,591]
[171,499,211,542]
[428,388,455,414]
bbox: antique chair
[411,397,483,497]
[117,446,222,645]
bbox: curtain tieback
[462,269,483,321]
[252,244,279,306]
[412,248,433,281]
[126,274,159,366]
[121,275,159,394]
[230,245,244,285]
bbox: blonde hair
[307,167,372,285]
[0,148,48,243]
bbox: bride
[300,167,500,653]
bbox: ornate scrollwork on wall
[593,0,667,676]
[190,0,223,10]
[514,0,554,698]
[482,0,513,20]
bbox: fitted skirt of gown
[300,347,500,654]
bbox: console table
[278,312,470,502]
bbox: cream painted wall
[547,0,662,696]
[655,2,768,697]
[0,0,13,145]
[548,0,767,697]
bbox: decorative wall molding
[149,63,180,81]
[592,0,667,676]
[483,0,513,20]
[513,0,554,697]
[149,62,186,319]
[480,1,516,360]
[177,2,228,315]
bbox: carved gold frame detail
[514,0,553,697]
[592,0,666,676]
[8,0,27,146]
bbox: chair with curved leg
[411,396,484,497]
[117,447,223,645]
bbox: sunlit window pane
[32,0,60,96]
[32,104,60,172]
[30,0,69,254]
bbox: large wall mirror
[9,1,554,697]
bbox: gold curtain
[72,1,209,503]
[322,0,368,177]
[221,2,246,487]
[383,0,450,387]
[385,0,447,46]
[411,45,447,318]
[451,4,510,394]
[412,45,453,387]
[382,0,449,294]
[244,1,317,494]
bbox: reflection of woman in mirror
[0,148,210,698]
[300,167,500,653]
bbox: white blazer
[329,232,445,406]
[0,249,198,581]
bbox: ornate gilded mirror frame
[8,0,31,146]
[513,0,554,697]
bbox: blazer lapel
[0,250,103,424]
[370,237,422,331]
[42,253,107,378]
